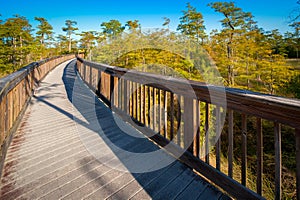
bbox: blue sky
[0,0,298,37]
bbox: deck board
[0,60,230,200]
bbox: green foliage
[78,31,97,60]
[101,19,125,40]
[286,74,300,98]
[177,3,206,44]
[62,20,78,52]
[35,17,53,46]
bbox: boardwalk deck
[0,60,230,200]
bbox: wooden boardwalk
[0,60,230,200]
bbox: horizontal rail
[0,54,76,176]
[76,56,300,200]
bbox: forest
[1,1,300,199]
[0,1,300,98]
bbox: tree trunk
[68,34,71,52]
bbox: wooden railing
[76,56,300,200]
[0,54,75,174]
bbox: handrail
[76,56,300,200]
[0,54,76,176]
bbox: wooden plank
[151,169,195,199]
[174,177,208,200]
[228,109,234,178]
[296,129,300,200]
[132,162,186,198]
[274,122,282,200]
[241,114,247,186]
[256,118,263,196]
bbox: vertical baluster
[97,70,101,96]
[136,83,139,121]
[296,128,300,200]
[83,64,86,82]
[274,122,282,200]
[158,90,161,135]
[153,88,156,132]
[228,109,234,178]
[176,95,181,145]
[170,92,174,141]
[133,82,137,119]
[164,91,167,138]
[114,77,119,108]
[124,80,128,113]
[129,81,132,116]
[139,84,142,123]
[216,105,221,171]
[117,78,121,110]
[147,86,151,127]
[110,75,114,108]
[183,97,194,152]
[141,85,144,124]
[205,103,210,164]
[193,100,200,157]
[256,118,263,195]
[89,65,92,86]
[242,114,247,186]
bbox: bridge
[0,55,299,199]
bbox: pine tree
[177,3,206,44]
[62,20,78,52]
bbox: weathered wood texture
[0,60,228,199]
[0,55,75,176]
[77,56,300,200]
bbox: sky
[0,0,299,37]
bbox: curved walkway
[0,60,229,200]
